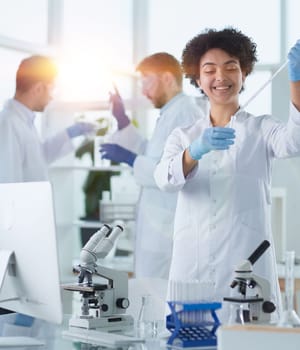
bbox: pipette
[229,59,289,129]
[241,59,289,111]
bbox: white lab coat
[154,104,300,322]
[0,99,73,183]
[109,93,208,278]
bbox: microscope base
[69,314,134,331]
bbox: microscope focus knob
[262,301,276,313]
[116,298,130,309]
[101,304,109,312]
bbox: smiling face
[197,48,246,109]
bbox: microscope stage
[223,297,264,303]
[62,283,108,292]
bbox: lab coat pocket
[239,208,264,233]
[233,176,269,232]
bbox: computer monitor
[0,181,63,324]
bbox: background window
[0,48,27,107]
[58,0,134,101]
[148,0,281,64]
[0,0,48,45]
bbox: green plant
[75,118,119,220]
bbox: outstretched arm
[288,40,300,111]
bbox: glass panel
[287,0,300,49]
[148,0,280,64]
[0,0,48,45]
[59,0,133,101]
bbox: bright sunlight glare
[56,51,117,102]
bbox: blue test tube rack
[166,301,222,347]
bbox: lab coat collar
[6,98,36,126]
[159,92,185,116]
[206,106,248,127]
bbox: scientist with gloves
[0,55,95,183]
[100,52,207,278]
[0,55,95,341]
[154,28,300,323]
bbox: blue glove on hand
[188,127,235,160]
[14,314,34,327]
[99,143,136,167]
[67,122,95,138]
[288,39,300,82]
[109,92,130,130]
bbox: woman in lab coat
[154,28,300,322]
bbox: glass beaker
[137,295,159,338]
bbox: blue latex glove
[109,91,130,130]
[66,122,95,138]
[188,127,235,160]
[99,143,137,167]
[14,313,34,327]
[288,39,300,82]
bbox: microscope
[63,224,134,331]
[223,240,276,324]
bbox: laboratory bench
[2,319,300,350]
[0,313,216,350]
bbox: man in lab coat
[0,55,95,183]
[100,52,208,278]
[0,55,94,340]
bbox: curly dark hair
[182,27,257,87]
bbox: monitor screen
[0,181,63,324]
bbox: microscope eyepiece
[247,240,270,265]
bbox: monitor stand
[0,251,44,348]
[0,250,13,290]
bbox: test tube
[277,251,300,327]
